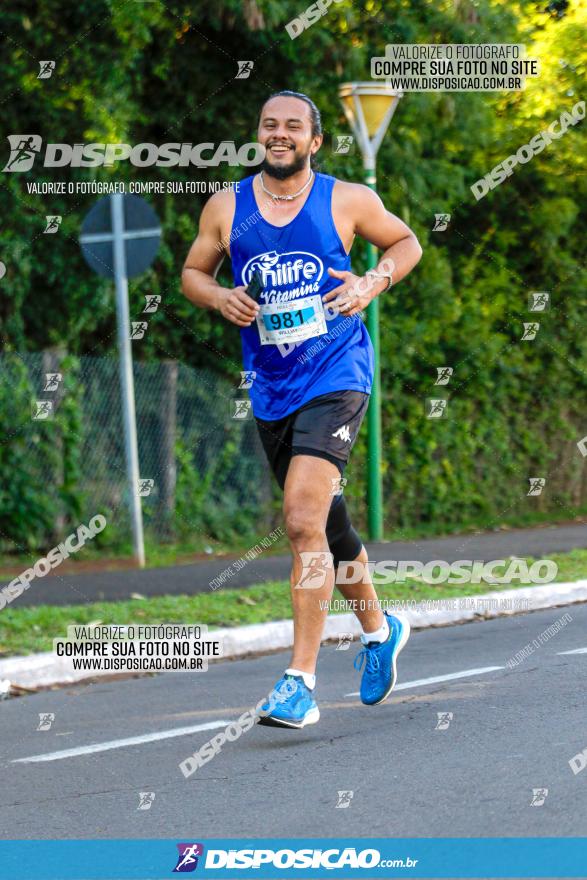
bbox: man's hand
[217,286,260,327]
[322,268,386,317]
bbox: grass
[1,548,585,658]
[0,531,289,578]
[1,509,586,578]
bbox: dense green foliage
[0,354,83,548]
[1,0,585,548]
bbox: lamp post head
[338,82,402,170]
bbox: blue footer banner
[1,838,587,879]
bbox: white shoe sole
[257,706,320,729]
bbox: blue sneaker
[354,613,410,705]
[257,674,320,729]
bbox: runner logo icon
[173,843,204,872]
[297,552,334,589]
[3,135,42,172]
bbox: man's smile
[267,142,296,156]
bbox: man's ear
[311,134,323,155]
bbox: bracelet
[369,272,393,292]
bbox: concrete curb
[2,580,586,690]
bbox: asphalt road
[1,605,586,841]
[6,522,587,607]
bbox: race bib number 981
[256,294,327,346]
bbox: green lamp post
[338,82,403,541]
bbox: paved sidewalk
[2,579,585,689]
[2,522,586,607]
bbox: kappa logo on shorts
[332,424,351,443]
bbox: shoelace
[353,644,381,675]
[268,676,301,707]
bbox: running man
[182,91,422,728]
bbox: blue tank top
[230,172,374,420]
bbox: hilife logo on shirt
[242,250,324,302]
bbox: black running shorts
[255,390,370,485]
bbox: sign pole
[110,193,145,567]
[363,162,384,541]
[338,82,403,541]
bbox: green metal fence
[0,352,274,554]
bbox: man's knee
[284,506,325,546]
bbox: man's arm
[324,183,422,316]
[181,192,259,327]
[351,183,422,287]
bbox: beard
[261,145,311,180]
